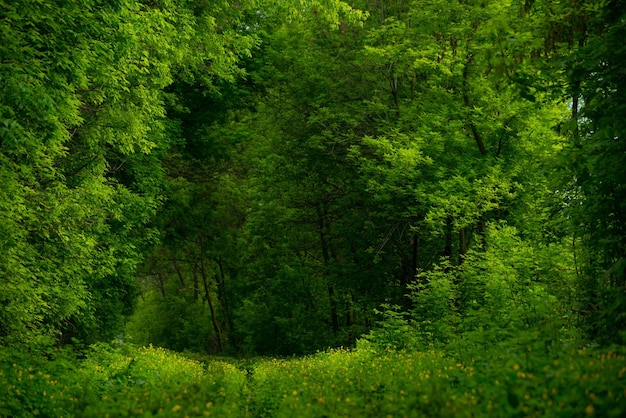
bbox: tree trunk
[389,65,400,118]
[444,216,453,259]
[412,231,420,278]
[459,227,467,265]
[216,258,233,335]
[199,256,223,353]
[462,54,488,157]
[192,264,199,303]
[316,203,339,336]
[346,290,354,326]
[156,273,166,297]
[328,285,339,335]
[172,259,187,294]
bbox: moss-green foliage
[77,344,247,417]
[0,346,82,417]
[2,342,625,417]
[0,343,246,417]
[250,346,626,418]
[248,348,469,417]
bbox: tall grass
[2,342,625,417]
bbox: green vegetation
[2,342,626,417]
[1,0,625,416]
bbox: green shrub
[0,345,91,417]
[3,341,625,417]
[77,343,247,417]
[359,304,421,352]
[246,345,626,417]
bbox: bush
[359,304,421,352]
[407,223,578,360]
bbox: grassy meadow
[2,341,626,417]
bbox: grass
[1,342,625,417]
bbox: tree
[503,0,626,343]
[552,0,626,343]
[0,0,256,346]
[213,0,569,353]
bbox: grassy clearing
[1,343,625,417]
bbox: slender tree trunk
[476,215,487,251]
[459,227,467,265]
[412,231,420,278]
[346,290,355,346]
[327,285,339,335]
[216,258,233,335]
[462,54,487,157]
[346,290,354,326]
[389,65,400,118]
[572,90,580,142]
[444,216,453,259]
[192,264,199,303]
[316,203,339,336]
[571,35,586,143]
[172,259,187,290]
[156,273,166,297]
[199,256,223,353]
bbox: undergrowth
[1,340,625,417]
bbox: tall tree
[0,0,255,345]
[219,0,567,353]
[541,0,626,342]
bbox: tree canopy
[1,0,624,355]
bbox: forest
[1,0,625,416]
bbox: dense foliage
[1,0,625,415]
[0,0,257,346]
[2,343,626,416]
